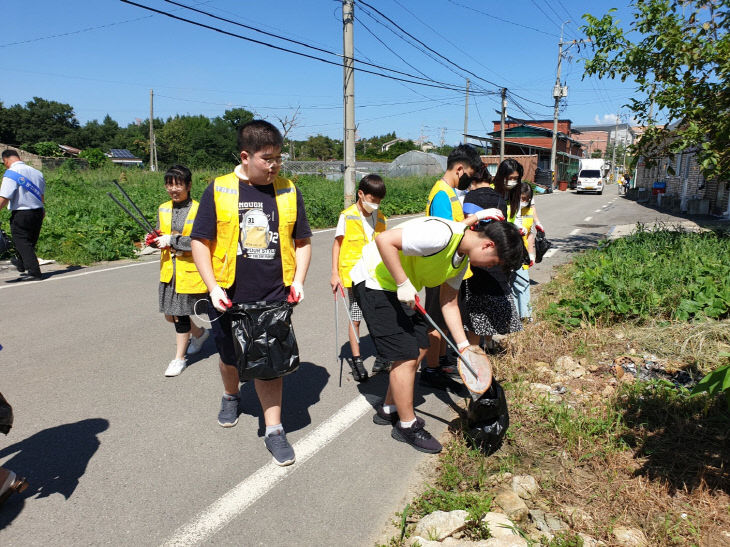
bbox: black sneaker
[373,405,426,427]
[10,256,25,273]
[349,356,368,382]
[419,368,466,395]
[371,356,392,374]
[391,421,442,453]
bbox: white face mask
[361,200,379,213]
[506,180,518,188]
[520,201,529,208]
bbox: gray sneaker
[265,431,296,466]
[217,396,239,427]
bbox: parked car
[576,159,606,194]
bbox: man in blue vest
[0,150,46,281]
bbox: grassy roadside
[380,227,730,546]
[0,165,437,266]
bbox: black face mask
[457,173,472,190]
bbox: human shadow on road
[238,361,330,437]
[0,418,109,530]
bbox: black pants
[10,208,44,276]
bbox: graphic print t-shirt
[191,179,312,303]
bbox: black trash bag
[229,301,300,382]
[466,380,509,455]
[534,230,552,263]
[0,391,13,435]
[0,228,14,259]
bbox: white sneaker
[186,329,210,355]
[165,358,187,377]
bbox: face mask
[506,180,518,188]
[457,173,472,190]
[520,201,528,208]
[361,200,379,213]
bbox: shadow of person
[238,362,330,437]
[0,418,109,529]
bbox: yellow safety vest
[338,203,386,288]
[508,205,535,270]
[369,218,469,291]
[158,200,207,294]
[426,179,464,221]
[210,172,298,289]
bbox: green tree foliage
[79,148,108,169]
[13,97,79,146]
[582,1,730,179]
[299,134,341,160]
[33,141,62,157]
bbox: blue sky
[1,1,640,145]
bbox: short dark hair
[164,164,192,186]
[446,144,483,172]
[358,174,386,199]
[237,120,283,154]
[2,149,20,161]
[473,220,524,273]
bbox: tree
[275,106,300,159]
[582,1,730,179]
[15,97,80,146]
[79,148,108,169]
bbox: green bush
[0,167,437,265]
[543,226,730,328]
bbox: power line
[357,0,503,91]
[119,0,491,94]
[159,0,484,93]
[445,0,558,38]
[390,0,517,85]
[356,17,432,80]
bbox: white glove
[289,281,304,303]
[154,234,172,248]
[209,285,232,313]
[396,279,418,308]
[528,252,536,266]
[475,208,505,222]
[535,222,545,233]
[519,226,528,237]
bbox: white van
[576,159,606,194]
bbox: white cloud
[593,113,619,125]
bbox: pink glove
[519,227,528,237]
[535,222,545,232]
[287,281,304,304]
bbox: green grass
[0,165,438,265]
[541,226,730,328]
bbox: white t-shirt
[350,217,467,290]
[0,161,45,210]
[334,209,377,239]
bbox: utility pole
[439,127,446,148]
[550,22,570,190]
[342,0,356,207]
[500,87,507,163]
[611,113,620,182]
[463,78,470,143]
[149,89,158,172]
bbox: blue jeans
[511,268,531,319]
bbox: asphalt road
[0,189,687,546]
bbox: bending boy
[350,212,522,453]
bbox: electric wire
[119,0,492,94]
[445,0,559,38]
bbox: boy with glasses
[191,120,312,466]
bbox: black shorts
[354,282,429,362]
[424,285,446,332]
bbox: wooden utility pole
[149,89,157,172]
[611,113,620,182]
[463,78,470,143]
[500,88,507,163]
[342,0,356,207]
[550,24,570,190]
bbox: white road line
[594,209,601,213]
[0,261,157,291]
[569,228,581,236]
[162,394,374,546]
[583,216,592,222]
[543,248,559,258]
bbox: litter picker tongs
[107,180,156,234]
